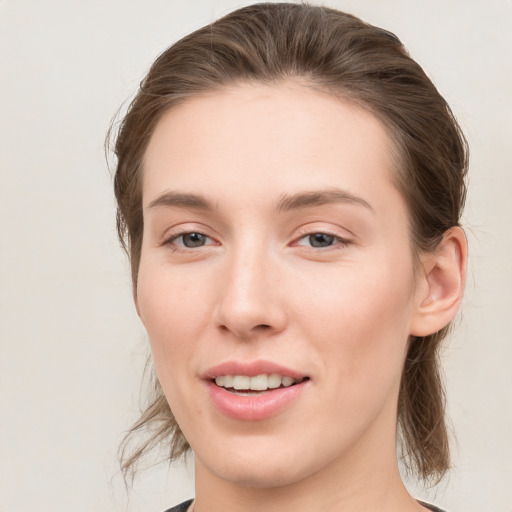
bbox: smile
[204,362,310,421]
[214,374,305,394]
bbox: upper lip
[202,360,308,380]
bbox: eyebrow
[276,188,374,213]
[147,187,374,213]
[148,191,216,211]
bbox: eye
[295,232,348,249]
[168,231,213,248]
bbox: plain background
[0,1,510,511]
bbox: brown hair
[110,2,468,484]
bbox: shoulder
[162,498,194,512]
[418,500,449,512]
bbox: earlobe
[410,227,467,337]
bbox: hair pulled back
[111,2,468,484]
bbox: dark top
[163,499,193,512]
[418,501,447,512]
[163,498,447,512]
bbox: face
[137,82,425,489]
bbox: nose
[213,245,288,340]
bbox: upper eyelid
[293,232,351,248]
[295,228,347,238]
[166,230,215,244]
[293,225,353,241]
[161,223,217,242]
[293,218,356,236]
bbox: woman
[110,3,468,511]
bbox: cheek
[138,253,214,328]
[293,258,415,386]
[136,262,212,380]
[289,264,415,450]
[135,265,214,433]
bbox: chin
[209,459,308,489]
[194,434,334,490]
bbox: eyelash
[293,230,352,250]
[164,229,351,252]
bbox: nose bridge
[214,235,286,338]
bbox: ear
[410,227,467,337]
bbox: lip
[202,360,309,421]
[202,360,307,380]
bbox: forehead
[142,82,400,211]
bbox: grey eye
[181,232,208,247]
[308,233,336,247]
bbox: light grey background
[0,1,510,511]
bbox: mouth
[203,362,310,420]
[212,374,308,396]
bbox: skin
[136,82,466,512]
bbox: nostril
[256,324,272,331]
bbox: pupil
[309,233,334,247]
[183,233,206,247]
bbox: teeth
[250,374,268,391]
[281,376,295,387]
[233,376,250,390]
[268,374,281,389]
[214,373,302,391]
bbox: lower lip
[206,380,308,421]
